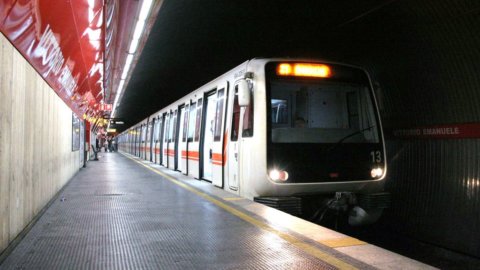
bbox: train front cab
[249,60,390,225]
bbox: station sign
[389,123,480,139]
[110,120,125,125]
[100,104,113,112]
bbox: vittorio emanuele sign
[38,24,77,96]
[392,123,480,139]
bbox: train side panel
[118,58,388,226]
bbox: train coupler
[348,192,391,226]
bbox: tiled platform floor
[0,152,435,270]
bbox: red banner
[389,123,480,139]
[0,0,105,118]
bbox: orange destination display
[276,63,332,78]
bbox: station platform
[0,152,436,269]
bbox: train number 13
[370,151,382,163]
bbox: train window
[164,114,170,143]
[347,92,360,130]
[169,111,177,143]
[173,110,178,142]
[195,98,203,142]
[231,87,240,141]
[146,123,150,143]
[151,121,155,141]
[188,102,196,141]
[154,119,160,141]
[159,118,164,142]
[141,125,146,142]
[147,122,152,143]
[269,81,379,143]
[242,88,254,137]
[182,105,189,142]
[136,127,140,149]
[214,89,225,142]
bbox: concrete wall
[0,34,82,254]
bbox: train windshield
[266,62,384,183]
[270,81,380,144]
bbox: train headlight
[370,168,384,178]
[269,169,289,182]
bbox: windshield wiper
[326,126,375,152]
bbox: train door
[132,129,136,154]
[146,122,150,160]
[202,92,217,181]
[152,118,158,163]
[144,123,148,159]
[134,130,137,154]
[125,132,128,152]
[148,119,154,161]
[211,86,228,187]
[227,85,241,191]
[168,110,177,169]
[139,125,142,157]
[153,117,161,164]
[159,114,165,165]
[188,100,200,178]
[134,128,138,154]
[135,126,140,156]
[128,132,132,153]
[129,131,132,153]
[145,121,150,160]
[176,105,186,171]
[180,104,189,174]
[137,125,141,157]
[162,113,170,167]
[141,124,147,159]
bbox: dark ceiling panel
[113,0,479,132]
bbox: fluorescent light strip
[109,0,155,122]
[132,20,145,40]
[121,54,134,79]
[111,80,125,117]
[139,0,153,21]
[129,38,140,54]
[125,54,134,70]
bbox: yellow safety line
[123,153,358,270]
[322,237,367,248]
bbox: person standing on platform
[95,138,100,152]
[107,137,113,152]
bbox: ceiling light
[132,20,145,40]
[138,0,153,21]
[121,54,134,79]
[129,39,140,54]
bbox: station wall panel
[0,34,82,254]
[317,0,480,257]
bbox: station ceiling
[113,0,479,132]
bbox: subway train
[117,58,390,225]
